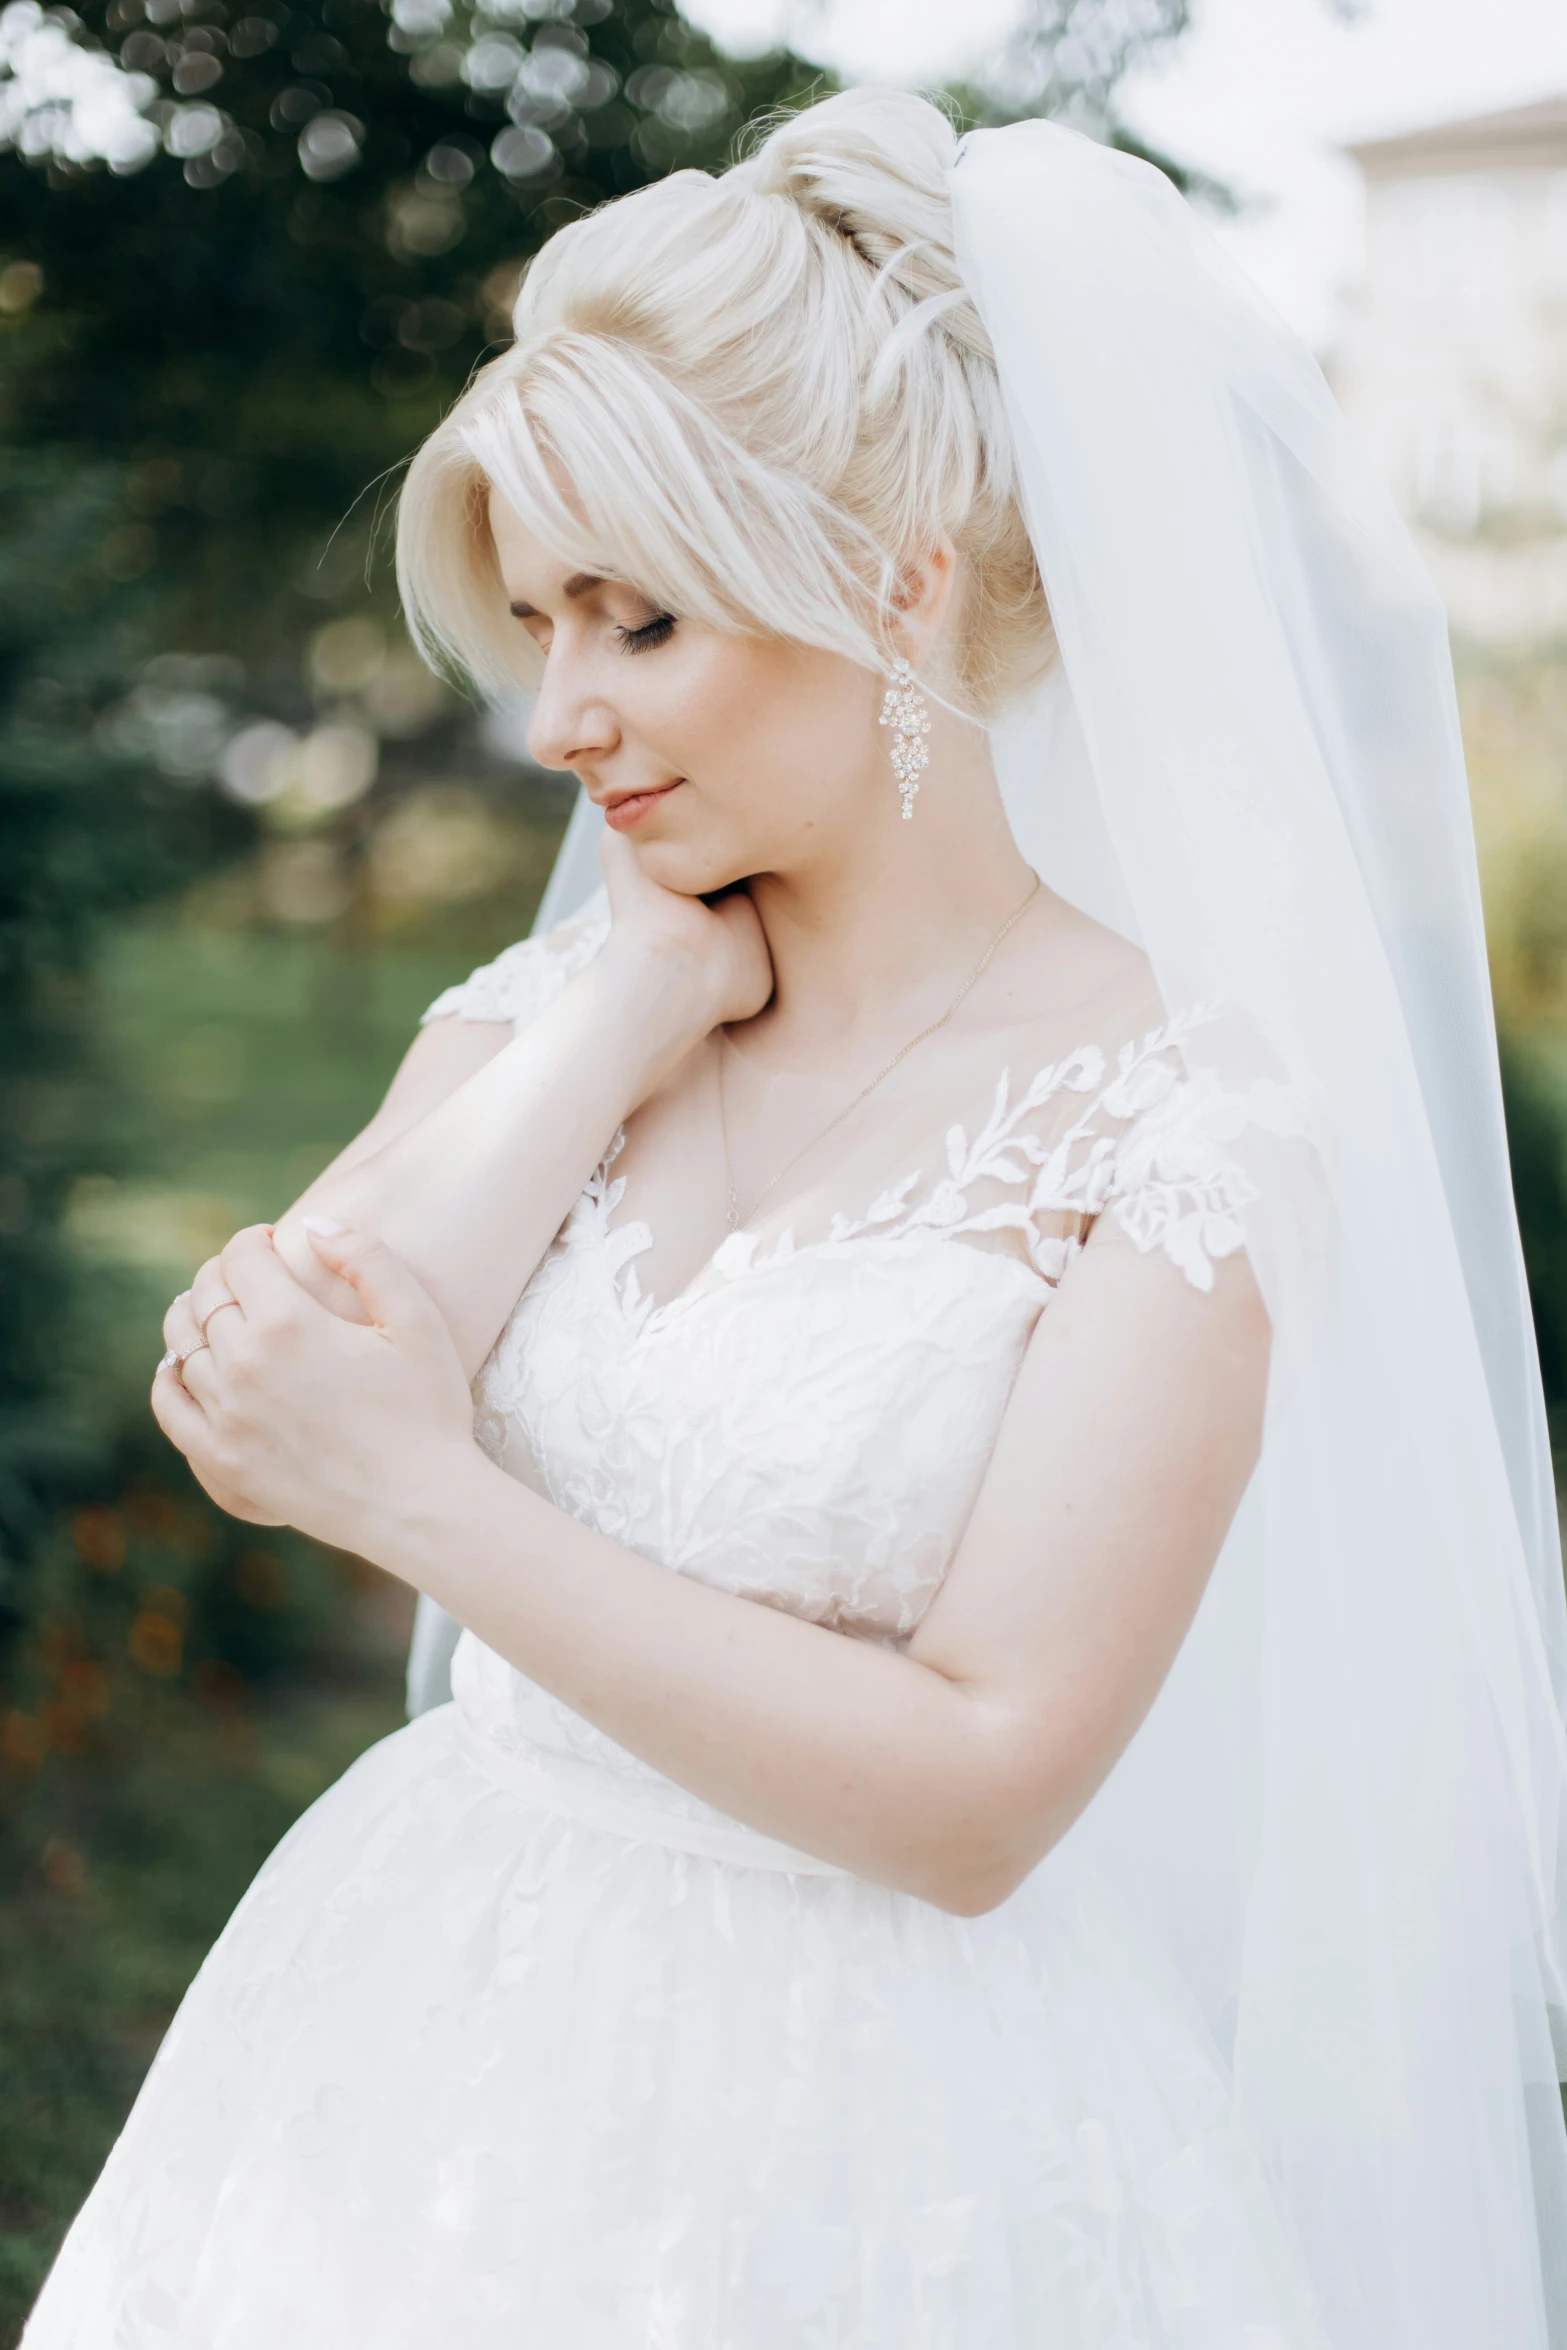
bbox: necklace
[718,874,1042,1234]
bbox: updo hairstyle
[396,86,1053,722]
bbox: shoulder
[419,891,611,1030]
[1004,888,1165,1049]
[1082,1004,1306,1296]
[1004,897,1304,1294]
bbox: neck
[741,723,1036,1066]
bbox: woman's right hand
[596,828,773,1052]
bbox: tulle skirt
[24,1701,1325,2348]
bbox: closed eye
[615,614,676,654]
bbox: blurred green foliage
[1458,640,1567,1430]
[1502,1040,1567,1414]
[0,451,248,1598]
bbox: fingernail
[302,1215,345,1236]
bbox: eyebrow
[508,572,603,620]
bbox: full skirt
[24,1702,1324,2348]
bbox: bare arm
[156,1207,1268,1916]
[283,1017,514,1287]
[255,858,767,1381]
[180,857,767,1396]
[273,940,704,1378]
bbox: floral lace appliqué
[440,916,1298,1314]
[759,1005,1298,1296]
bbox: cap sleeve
[1091,1016,1304,1292]
[419,892,610,1031]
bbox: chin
[631,835,755,899]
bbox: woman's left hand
[152,1222,478,1560]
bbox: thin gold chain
[719,874,1041,1234]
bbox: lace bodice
[421,901,1293,1824]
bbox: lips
[599,779,683,833]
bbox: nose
[526,644,619,775]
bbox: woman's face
[488,489,893,897]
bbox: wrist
[584,934,721,1093]
[359,1438,511,1595]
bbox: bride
[25,87,1567,2350]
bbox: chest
[474,1188,1049,1643]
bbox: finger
[190,1253,243,1340]
[219,1223,314,1326]
[151,1366,276,1524]
[151,1356,210,1451]
[598,824,634,886]
[160,1296,230,1386]
[162,1289,200,1354]
[159,1289,215,1386]
[172,1338,221,1406]
[301,1221,445,1342]
[197,1290,246,1362]
[599,824,664,911]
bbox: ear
[893,535,960,667]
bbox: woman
[25,88,1567,2349]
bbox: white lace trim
[422,915,1298,1301]
[751,1006,1297,1295]
[574,1006,1302,1312]
[816,1003,1299,1295]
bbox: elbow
[923,1857,1036,1919]
[928,1882,1011,1920]
[856,1680,1092,1915]
[890,1709,1064,1917]
[903,1822,1048,1919]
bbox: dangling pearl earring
[879,655,931,821]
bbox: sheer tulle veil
[409,120,1567,2347]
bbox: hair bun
[733,88,981,341]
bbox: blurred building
[1334,97,1567,645]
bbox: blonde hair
[396,86,1052,721]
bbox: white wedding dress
[25,907,1325,2350]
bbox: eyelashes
[615,614,676,655]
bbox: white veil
[410,118,1567,2345]
[962,120,1567,2349]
